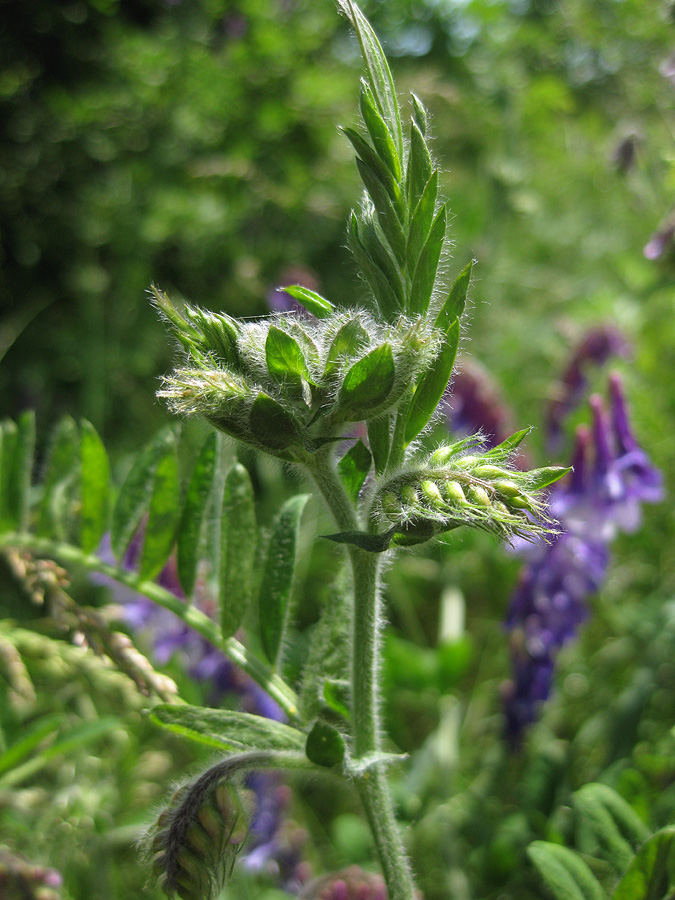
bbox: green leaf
[324,318,370,379]
[322,529,393,553]
[0,714,62,779]
[139,435,180,580]
[38,417,80,541]
[407,170,439,274]
[368,413,392,474]
[0,420,18,530]
[527,466,573,491]
[404,318,460,444]
[527,842,607,900]
[249,393,302,451]
[79,420,110,554]
[407,120,433,210]
[349,212,403,321]
[177,432,218,597]
[410,204,446,316]
[1,411,35,532]
[338,439,372,503]
[338,0,403,159]
[359,214,405,307]
[339,344,396,414]
[220,463,257,640]
[342,126,400,206]
[282,285,335,319]
[410,93,428,136]
[359,80,402,182]
[574,783,650,875]
[110,426,178,562]
[151,704,306,753]
[306,721,346,767]
[356,158,406,265]
[482,427,532,461]
[611,826,675,900]
[435,260,473,331]
[259,494,310,666]
[266,325,311,383]
[323,680,351,720]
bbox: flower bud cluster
[154,288,439,461]
[374,434,568,546]
[148,778,248,900]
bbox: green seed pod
[493,480,522,498]
[455,455,480,468]
[421,479,444,507]
[443,480,466,504]
[466,484,491,507]
[473,464,508,480]
[504,494,532,510]
[401,484,419,506]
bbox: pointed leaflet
[368,412,392,474]
[410,204,447,316]
[324,317,370,379]
[37,417,80,541]
[435,259,473,332]
[249,393,302,451]
[338,0,403,160]
[176,432,217,596]
[151,705,306,754]
[611,826,675,900]
[80,420,111,554]
[339,344,396,415]
[527,466,573,491]
[338,439,372,503]
[139,432,181,581]
[323,529,393,553]
[356,159,407,266]
[359,80,402,182]
[407,170,439,274]
[266,326,311,384]
[342,127,400,207]
[1,412,35,532]
[407,120,433,210]
[527,842,607,900]
[282,285,335,319]
[404,318,459,444]
[573,783,650,876]
[259,494,310,666]
[359,212,405,308]
[482,427,532,461]
[349,212,402,321]
[110,426,178,562]
[220,463,257,640]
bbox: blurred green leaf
[306,720,345,767]
[139,434,180,581]
[611,826,675,900]
[220,462,257,640]
[177,432,218,597]
[338,438,372,502]
[528,841,607,900]
[79,419,110,554]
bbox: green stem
[0,533,300,721]
[306,453,417,900]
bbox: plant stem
[306,453,417,900]
[0,533,300,721]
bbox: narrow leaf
[611,826,675,900]
[410,204,446,316]
[139,436,181,580]
[407,120,433,210]
[266,326,310,383]
[177,432,218,597]
[338,439,372,503]
[5,411,35,532]
[574,783,650,875]
[282,285,335,319]
[220,463,257,640]
[368,413,392,474]
[349,212,403,321]
[359,214,405,307]
[410,93,428,136]
[527,842,607,900]
[0,421,18,529]
[342,126,399,205]
[356,158,407,265]
[527,466,573,491]
[80,420,110,554]
[110,426,177,562]
[359,80,401,181]
[151,704,306,753]
[324,318,370,379]
[482,427,532,461]
[404,318,460,444]
[407,170,439,274]
[339,344,396,414]
[0,715,62,779]
[259,494,310,666]
[37,417,80,541]
[435,259,473,331]
[338,0,403,159]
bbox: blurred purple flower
[440,358,515,450]
[644,211,675,260]
[546,325,630,450]
[503,376,662,743]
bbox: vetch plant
[0,4,570,898]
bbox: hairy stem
[0,533,300,720]
[306,452,417,900]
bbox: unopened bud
[473,464,508,479]
[493,480,521,498]
[443,480,466,504]
[467,485,491,506]
[421,480,443,506]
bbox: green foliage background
[1,1,674,898]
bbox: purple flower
[546,325,630,450]
[503,377,662,743]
